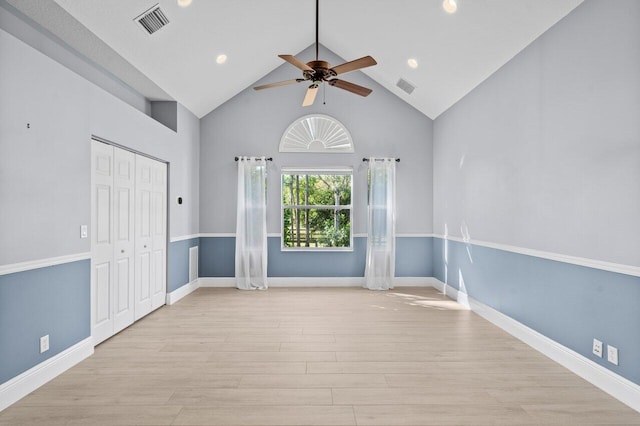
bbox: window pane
[283,174,351,206]
[282,174,310,206]
[313,175,351,205]
[282,208,351,248]
[283,208,310,247]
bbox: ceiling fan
[253,0,377,107]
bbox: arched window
[279,114,354,153]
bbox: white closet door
[92,141,168,341]
[150,161,167,310]
[112,147,136,333]
[134,155,154,320]
[91,141,114,345]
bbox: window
[279,114,354,153]
[281,168,352,250]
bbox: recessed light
[443,0,457,14]
[407,58,418,69]
[216,54,227,64]
[177,0,192,7]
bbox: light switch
[40,335,49,353]
[80,225,88,239]
[607,345,619,365]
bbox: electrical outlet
[607,345,619,365]
[592,338,603,358]
[40,335,49,353]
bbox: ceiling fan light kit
[254,0,377,107]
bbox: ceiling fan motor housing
[305,60,336,82]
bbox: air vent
[396,78,416,95]
[135,4,169,35]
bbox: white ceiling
[11,0,584,119]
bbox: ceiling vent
[135,4,169,35]
[396,78,416,95]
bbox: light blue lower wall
[168,238,199,292]
[396,237,433,277]
[199,237,235,277]
[433,237,640,386]
[268,237,367,277]
[0,260,90,385]
[199,236,433,278]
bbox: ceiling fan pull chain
[323,81,326,105]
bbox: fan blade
[302,84,319,107]
[279,54,315,72]
[254,79,303,91]
[330,56,377,76]
[328,79,372,97]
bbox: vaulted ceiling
[9,0,584,119]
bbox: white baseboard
[0,337,93,412]
[197,276,433,288]
[198,277,236,287]
[429,278,470,308]
[166,280,200,305]
[396,277,437,287]
[430,279,640,413]
[268,277,364,287]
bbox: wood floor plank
[384,372,587,389]
[353,404,537,425]
[309,360,571,375]
[1,286,637,426]
[173,405,356,425]
[225,333,336,343]
[168,388,332,406]
[207,351,336,362]
[522,403,640,425]
[238,374,389,389]
[199,361,308,374]
[332,387,498,405]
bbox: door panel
[91,141,114,345]
[135,155,154,320]
[95,186,111,244]
[113,147,135,333]
[151,161,167,310]
[116,189,130,240]
[140,191,151,237]
[115,258,130,313]
[94,262,110,324]
[140,252,151,300]
[153,249,164,293]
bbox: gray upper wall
[200,44,434,235]
[0,23,200,265]
[433,0,640,266]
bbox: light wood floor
[2,287,639,425]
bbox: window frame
[280,167,354,252]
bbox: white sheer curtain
[235,157,268,290]
[364,158,396,290]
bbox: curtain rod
[235,156,273,161]
[363,158,400,162]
